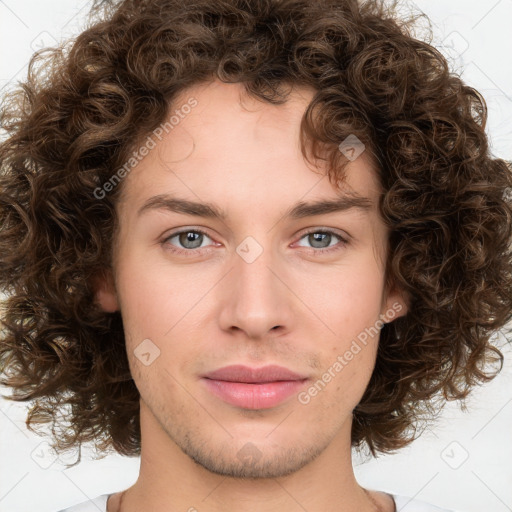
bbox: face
[96,79,407,479]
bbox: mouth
[201,364,309,409]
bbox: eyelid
[296,226,350,242]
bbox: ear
[91,268,119,313]
[380,281,409,324]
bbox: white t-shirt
[57,492,458,511]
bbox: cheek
[300,343,377,415]
[304,259,384,400]
[115,250,197,340]
[309,331,380,414]
[115,250,212,389]
[299,256,385,338]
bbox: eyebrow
[136,193,373,220]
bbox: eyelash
[161,227,349,257]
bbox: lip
[202,364,308,383]
[201,365,309,410]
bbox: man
[0,1,510,511]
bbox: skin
[95,78,408,512]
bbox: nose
[217,239,294,340]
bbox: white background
[0,1,511,511]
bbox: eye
[162,228,215,256]
[161,227,349,257]
[294,229,349,255]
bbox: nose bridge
[219,233,291,337]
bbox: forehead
[119,79,381,209]
[161,79,317,161]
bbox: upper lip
[202,365,308,383]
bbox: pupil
[311,233,329,248]
[180,232,202,249]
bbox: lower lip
[202,378,308,409]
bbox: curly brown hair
[1,0,511,467]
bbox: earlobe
[91,269,119,313]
